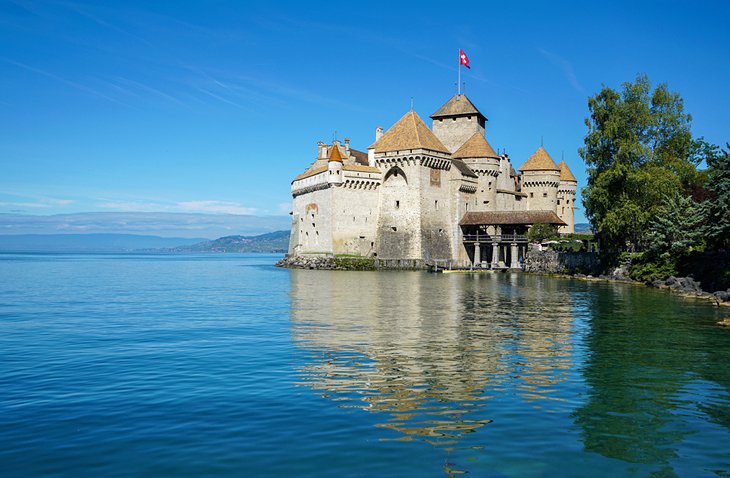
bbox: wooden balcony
[462,233,528,244]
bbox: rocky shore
[275,255,376,271]
[523,248,730,306]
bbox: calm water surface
[1,253,729,477]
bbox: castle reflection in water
[288,269,577,449]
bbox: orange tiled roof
[430,94,484,119]
[519,146,560,172]
[369,111,449,154]
[452,132,500,159]
[344,164,380,174]
[328,143,343,162]
[293,165,327,181]
[558,160,577,181]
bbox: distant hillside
[171,230,290,253]
[0,234,208,252]
[574,223,592,233]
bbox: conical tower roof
[519,146,560,172]
[328,142,343,162]
[452,132,500,159]
[370,111,449,154]
[558,160,577,181]
[430,94,485,121]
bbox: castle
[286,93,577,269]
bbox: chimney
[317,141,326,159]
[375,126,384,141]
[344,138,350,152]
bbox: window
[391,226,397,232]
[434,200,438,210]
[395,200,400,209]
[543,192,548,198]
[557,200,561,205]
[530,192,534,198]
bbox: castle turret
[430,94,487,153]
[557,160,577,233]
[452,132,501,210]
[327,140,344,185]
[519,146,561,212]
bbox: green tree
[527,222,559,243]
[701,144,730,250]
[647,193,703,259]
[580,75,703,251]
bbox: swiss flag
[459,49,470,69]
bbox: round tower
[327,140,344,185]
[452,132,501,210]
[557,160,578,233]
[519,146,561,212]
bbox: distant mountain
[170,230,290,253]
[574,223,592,233]
[0,234,208,253]
[0,212,291,238]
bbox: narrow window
[530,192,534,198]
[557,200,561,205]
[543,192,547,198]
[435,200,438,210]
[395,200,400,209]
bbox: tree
[580,75,704,251]
[647,193,703,259]
[701,144,730,250]
[527,222,559,243]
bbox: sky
[1,0,729,229]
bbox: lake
[1,253,728,477]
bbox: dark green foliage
[647,193,703,258]
[527,222,559,243]
[700,145,730,250]
[334,257,375,270]
[628,252,678,283]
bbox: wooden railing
[462,233,528,243]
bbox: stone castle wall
[432,116,484,152]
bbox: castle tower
[327,140,344,185]
[557,160,577,233]
[369,110,453,263]
[430,94,487,153]
[519,146,561,212]
[452,132,501,211]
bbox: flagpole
[457,49,461,95]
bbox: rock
[719,317,730,327]
[713,291,730,302]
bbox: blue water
[1,253,729,477]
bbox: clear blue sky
[1,0,728,224]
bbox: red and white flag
[459,49,470,69]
